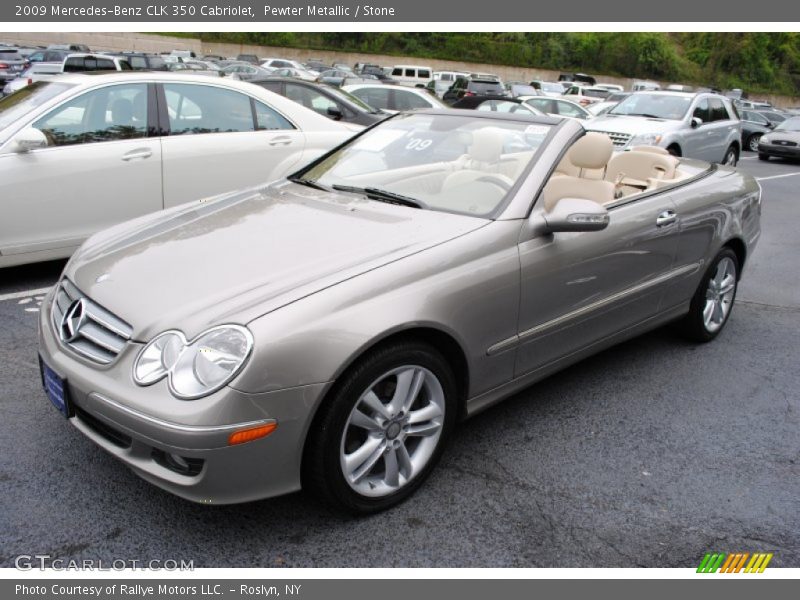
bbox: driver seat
[542,133,615,211]
[442,127,515,191]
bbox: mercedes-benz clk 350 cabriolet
[38,110,761,513]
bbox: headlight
[629,133,663,146]
[133,325,254,399]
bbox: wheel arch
[723,237,747,278]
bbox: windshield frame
[288,110,563,220]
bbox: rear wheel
[722,145,739,166]
[680,248,739,342]
[302,341,457,514]
[747,134,762,153]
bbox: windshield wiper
[288,176,329,191]
[619,112,664,119]
[332,185,426,209]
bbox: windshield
[298,113,552,218]
[609,93,692,120]
[0,81,75,136]
[775,117,800,132]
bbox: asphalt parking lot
[1,152,798,568]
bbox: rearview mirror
[11,128,48,152]
[691,117,703,129]
[326,105,343,120]
[542,197,610,233]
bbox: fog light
[228,422,277,446]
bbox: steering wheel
[476,174,513,192]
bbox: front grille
[772,140,797,147]
[51,279,133,365]
[591,130,632,148]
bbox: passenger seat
[542,133,615,211]
[605,150,678,195]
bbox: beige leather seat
[443,127,515,190]
[542,133,615,211]
[629,145,670,155]
[553,132,613,180]
[605,150,679,194]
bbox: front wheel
[302,341,457,514]
[680,248,739,342]
[722,145,738,166]
[759,153,770,161]
[747,134,762,153]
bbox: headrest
[568,132,614,170]
[469,127,506,163]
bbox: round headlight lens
[133,331,185,385]
[133,325,253,399]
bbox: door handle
[268,136,292,146]
[121,149,153,161]
[656,209,677,227]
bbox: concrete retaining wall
[2,31,797,107]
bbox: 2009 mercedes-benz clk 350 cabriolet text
[39,110,761,513]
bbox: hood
[762,130,800,143]
[586,114,682,135]
[67,182,487,340]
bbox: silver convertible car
[38,111,761,513]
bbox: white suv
[587,91,742,165]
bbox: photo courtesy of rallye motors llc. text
[15,584,304,597]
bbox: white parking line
[755,172,800,182]
[0,286,51,303]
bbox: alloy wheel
[339,365,445,497]
[703,256,737,333]
[748,134,762,153]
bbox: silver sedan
[38,110,761,513]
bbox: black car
[119,52,169,71]
[250,78,386,126]
[442,74,506,105]
[236,54,260,65]
[740,109,775,152]
[358,64,396,83]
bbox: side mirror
[767,121,776,129]
[542,198,610,233]
[691,117,703,129]
[11,127,48,152]
[326,105,343,120]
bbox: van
[390,64,433,88]
[430,71,468,97]
[632,80,661,92]
[62,54,132,72]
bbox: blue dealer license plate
[41,358,70,418]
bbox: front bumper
[758,142,800,159]
[38,289,331,504]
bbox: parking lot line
[755,172,800,182]
[0,287,51,303]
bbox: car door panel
[515,194,681,376]
[158,82,306,207]
[0,82,162,258]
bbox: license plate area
[40,356,72,418]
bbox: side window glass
[164,83,254,135]
[418,70,431,79]
[32,83,148,146]
[391,68,402,76]
[709,99,729,122]
[394,90,429,110]
[254,100,294,131]
[693,99,710,123]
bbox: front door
[0,82,161,258]
[515,192,682,376]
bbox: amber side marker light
[228,422,278,446]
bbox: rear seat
[605,149,679,196]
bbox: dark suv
[442,74,505,105]
[0,47,29,84]
[119,52,169,71]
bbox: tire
[302,340,457,514]
[667,145,681,157]
[722,145,738,166]
[747,134,762,153]
[758,153,770,161]
[680,247,739,343]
